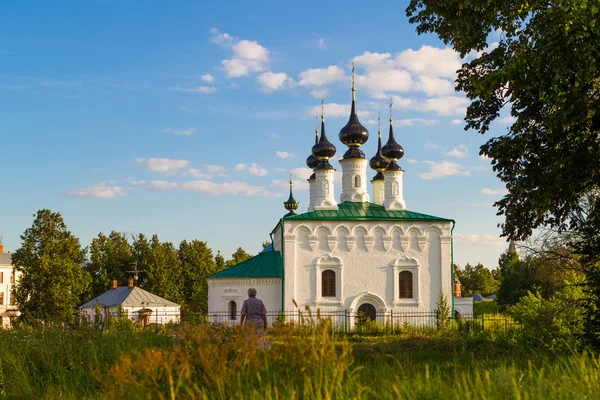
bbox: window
[399,271,413,298]
[0,292,3,306]
[9,291,15,305]
[10,271,15,284]
[353,174,361,188]
[228,301,237,320]
[0,272,3,284]
[321,270,336,297]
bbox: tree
[142,235,183,304]
[85,231,134,297]
[178,240,218,313]
[455,263,498,297]
[215,251,225,271]
[406,0,600,344]
[12,209,91,324]
[225,247,252,269]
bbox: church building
[208,70,472,322]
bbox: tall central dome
[339,63,369,159]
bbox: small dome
[381,120,404,170]
[369,131,389,173]
[306,129,320,170]
[312,116,336,170]
[339,99,369,156]
[283,174,299,215]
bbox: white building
[80,278,181,326]
[0,244,20,327]
[208,79,472,323]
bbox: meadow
[0,320,597,400]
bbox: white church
[208,75,472,323]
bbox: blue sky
[1,1,512,268]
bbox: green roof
[208,250,283,279]
[283,201,453,222]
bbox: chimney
[0,244,3,253]
[128,277,134,289]
[454,275,462,298]
[111,279,118,290]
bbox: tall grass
[0,324,598,399]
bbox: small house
[80,278,180,326]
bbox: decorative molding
[327,235,337,250]
[382,235,392,251]
[364,236,374,251]
[417,235,428,251]
[308,235,318,251]
[346,235,356,251]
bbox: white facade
[312,169,338,210]
[339,158,370,203]
[383,169,407,211]
[80,305,181,325]
[0,253,20,328]
[371,179,385,206]
[274,219,453,313]
[454,297,473,316]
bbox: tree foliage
[12,210,91,324]
[179,240,218,313]
[85,231,134,297]
[455,263,498,297]
[407,0,600,344]
[225,247,252,269]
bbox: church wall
[283,220,452,312]
[207,278,282,321]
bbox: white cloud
[257,71,292,92]
[356,69,413,93]
[406,159,418,164]
[390,95,469,116]
[222,39,270,78]
[270,132,280,139]
[298,65,345,87]
[290,167,313,180]
[414,76,455,96]
[235,163,267,176]
[396,45,461,78]
[481,188,506,196]
[353,52,394,70]
[454,233,505,247]
[276,151,295,159]
[451,119,463,125]
[316,38,327,49]
[161,127,196,136]
[444,144,468,158]
[200,74,215,83]
[419,160,471,179]
[307,102,371,119]
[64,182,126,198]
[170,86,217,94]
[209,28,236,47]
[136,158,190,173]
[396,118,436,126]
[271,179,310,192]
[205,164,227,175]
[479,153,491,161]
[424,140,442,150]
[185,168,213,179]
[141,179,280,197]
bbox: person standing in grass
[240,287,268,337]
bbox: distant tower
[381,99,407,211]
[306,116,320,211]
[508,239,519,258]
[311,99,338,210]
[369,113,389,206]
[283,172,299,216]
[338,63,370,203]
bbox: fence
[100,309,520,334]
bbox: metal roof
[283,201,453,222]
[208,249,283,279]
[80,286,180,309]
[0,253,13,266]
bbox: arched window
[399,271,413,298]
[353,174,361,188]
[228,301,237,320]
[322,270,336,297]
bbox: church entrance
[357,303,376,321]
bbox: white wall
[454,297,473,316]
[0,265,21,327]
[282,220,453,312]
[207,278,282,323]
[80,305,181,325]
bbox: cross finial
[351,61,355,92]
[321,96,325,121]
[378,112,381,136]
[389,97,393,122]
[289,171,293,185]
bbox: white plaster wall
[371,180,385,206]
[283,220,452,313]
[207,278,282,322]
[383,170,407,210]
[454,297,473,316]
[313,169,338,210]
[339,158,370,203]
[0,265,21,328]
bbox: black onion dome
[312,117,336,170]
[306,130,320,172]
[381,120,404,171]
[339,97,369,159]
[370,132,389,180]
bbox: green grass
[473,300,500,315]
[0,324,597,399]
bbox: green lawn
[0,324,597,399]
